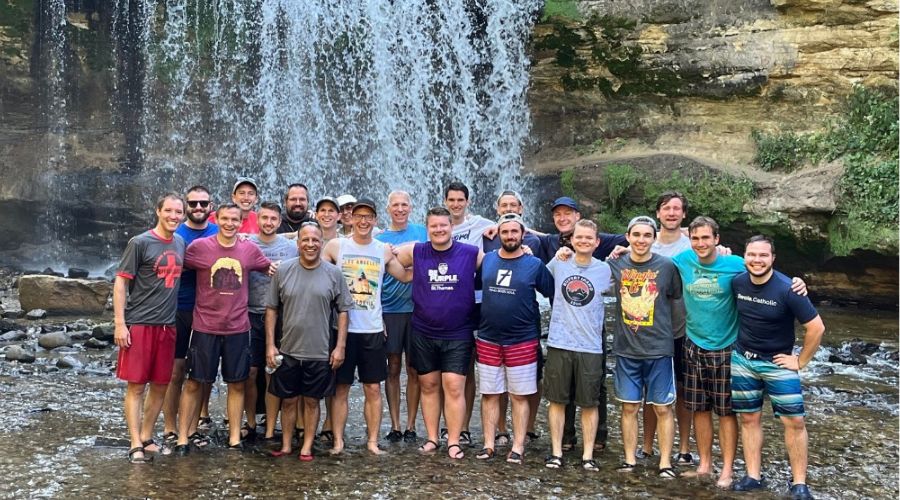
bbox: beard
[287,207,306,220]
[187,210,210,224]
[501,239,522,253]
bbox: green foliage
[0,0,33,38]
[542,1,582,22]
[750,129,806,172]
[604,164,639,212]
[559,168,576,198]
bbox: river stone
[828,351,867,366]
[1,318,21,332]
[38,331,72,350]
[57,355,83,369]
[847,340,880,356]
[69,330,92,341]
[84,338,110,349]
[41,324,65,333]
[18,275,112,316]
[5,345,36,363]
[0,330,27,341]
[68,267,90,279]
[2,309,25,319]
[26,309,47,320]
[42,267,64,277]
[92,324,114,341]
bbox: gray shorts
[383,312,413,355]
[543,346,605,408]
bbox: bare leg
[301,397,321,456]
[199,382,212,421]
[463,357,475,432]
[418,371,441,450]
[226,382,245,446]
[782,416,808,485]
[687,410,715,476]
[621,402,640,465]
[642,402,657,454]
[509,394,530,457]
[386,353,403,432]
[653,404,674,470]
[321,396,333,433]
[739,412,763,478]
[243,367,259,430]
[124,383,147,456]
[278,397,297,454]
[162,359,186,435]
[527,388,541,436]
[497,393,509,436]
[581,406,598,461]
[480,394,499,451]
[331,384,350,454]
[175,379,202,447]
[717,414,738,488]
[264,373,280,438]
[442,372,467,458]
[139,383,170,451]
[548,402,565,457]
[405,363,420,433]
[296,398,304,432]
[363,382,385,454]
[676,384,692,454]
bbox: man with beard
[162,186,217,447]
[208,177,260,234]
[376,191,428,443]
[277,183,315,235]
[266,222,353,461]
[174,204,273,453]
[245,202,297,441]
[477,213,553,465]
[113,193,185,463]
[730,236,824,500]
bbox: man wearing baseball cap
[336,194,357,238]
[315,197,341,242]
[209,177,260,234]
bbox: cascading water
[117,0,542,219]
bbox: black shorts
[186,331,251,384]
[383,312,413,355]
[335,332,387,385]
[674,335,686,384]
[175,309,193,359]
[268,355,335,400]
[410,331,473,376]
[249,312,266,368]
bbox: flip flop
[269,450,292,458]
[298,453,314,462]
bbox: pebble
[57,355,83,370]
[41,324,65,333]
[0,330,28,341]
[5,345,36,363]
[38,331,72,350]
[26,309,47,320]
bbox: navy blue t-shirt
[175,222,219,310]
[483,232,544,260]
[479,253,554,345]
[733,270,819,357]
[538,232,627,264]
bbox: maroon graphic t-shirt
[185,236,270,335]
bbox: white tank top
[337,238,386,333]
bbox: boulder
[0,330,28,342]
[84,338,110,349]
[5,345,36,363]
[67,267,90,279]
[69,330,92,341]
[42,267,64,277]
[828,351,867,366]
[1,318,21,332]
[41,324,65,333]
[2,309,25,319]
[57,355,84,370]
[18,275,111,316]
[26,309,47,320]
[38,331,72,350]
[92,324,114,341]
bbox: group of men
[113,177,823,499]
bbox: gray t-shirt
[116,230,185,325]
[652,233,690,339]
[546,257,611,354]
[266,258,353,360]
[608,253,682,359]
[248,235,297,314]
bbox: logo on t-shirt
[496,269,512,287]
[619,268,660,332]
[688,272,722,300]
[428,262,458,291]
[342,254,381,310]
[211,257,242,291]
[561,275,594,307]
[154,250,183,288]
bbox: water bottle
[265,355,283,374]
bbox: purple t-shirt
[184,236,270,335]
[411,242,478,341]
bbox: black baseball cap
[352,197,378,215]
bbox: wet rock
[67,320,93,331]
[846,340,880,356]
[2,309,25,319]
[84,338,110,349]
[41,324,65,333]
[4,345,36,363]
[38,331,72,350]
[69,330,92,341]
[42,267,64,277]
[828,351,867,366]
[0,330,28,341]
[26,309,47,320]
[68,267,90,279]
[57,355,83,370]
[1,318,21,332]
[18,275,112,316]
[92,324,114,341]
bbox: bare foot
[716,474,733,489]
[367,441,386,455]
[681,469,715,479]
[329,438,345,455]
[447,443,465,460]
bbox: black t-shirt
[276,211,315,234]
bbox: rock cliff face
[524,0,898,306]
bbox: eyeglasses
[352,214,375,221]
[187,200,211,208]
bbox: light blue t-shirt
[671,250,745,350]
[248,235,298,314]
[546,257,611,354]
[376,224,428,313]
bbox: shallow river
[0,306,896,499]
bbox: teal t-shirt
[376,223,428,313]
[671,250,745,350]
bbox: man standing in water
[266,222,352,460]
[322,198,409,455]
[376,191,428,443]
[731,235,824,500]
[114,193,185,463]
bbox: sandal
[447,443,465,460]
[617,462,637,473]
[561,437,576,452]
[269,450,292,458]
[298,453,314,462]
[318,430,334,445]
[675,452,694,465]
[418,439,439,455]
[582,459,600,472]
[162,431,178,444]
[475,447,495,460]
[545,455,563,469]
[494,432,511,448]
[459,431,472,446]
[240,424,257,441]
[188,432,210,448]
[526,431,540,441]
[659,467,677,479]
[197,416,212,431]
[141,438,172,456]
[127,446,153,464]
[506,451,524,465]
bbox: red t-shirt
[184,236,270,334]
[208,210,259,234]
